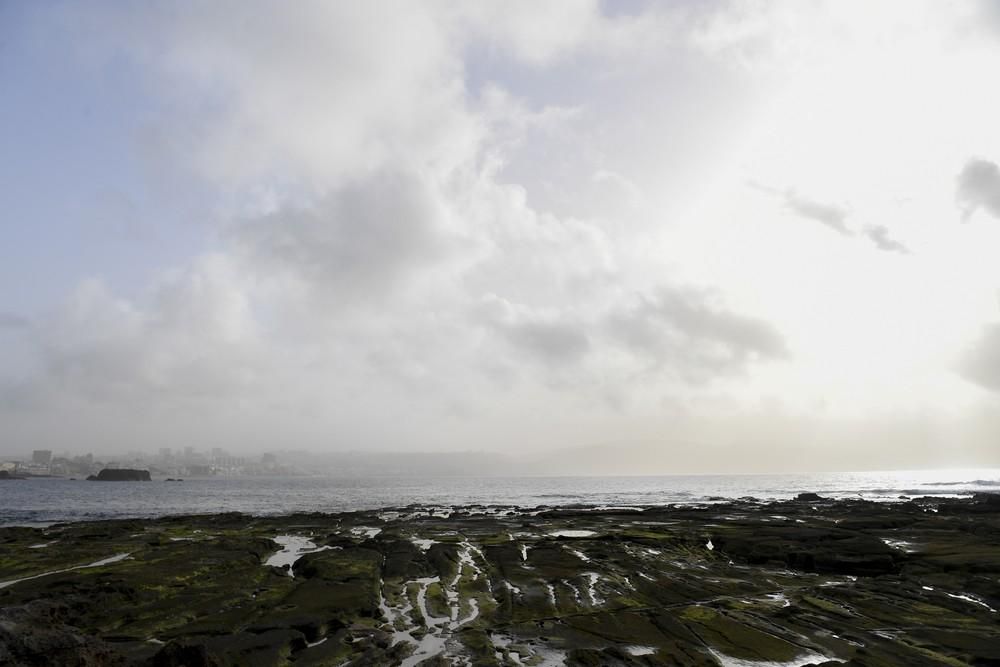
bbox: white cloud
[6,0,1000,465]
[73,2,479,197]
[34,255,260,404]
[454,1,603,65]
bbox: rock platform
[2,495,999,665]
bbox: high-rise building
[32,450,52,466]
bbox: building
[32,450,52,466]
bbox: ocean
[2,468,998,526]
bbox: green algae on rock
[1,496,999,665]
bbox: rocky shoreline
[1,495,999,666]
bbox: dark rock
[973,492,1000,507]
[86,468,151,482]
[0,601,124,666]
[796,492,824,502]
[150,641,214,667]
[199,627,306,663]
[4,498,1000,665]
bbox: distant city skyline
[3,2,1000,471]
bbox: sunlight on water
[2,469,999,525]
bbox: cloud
[862,225,909,254]
[592,169,644,209]
[453,1,684,66]
[509,320,590,364]
[35,256,261,404]
[958,323,1000,392]
[761,185,909,254]
[957,158,1000,221]
[231,169,455,304]
[73,2,479,194]
[472,282,788,387]
[2,1,801,454]
[607,287,788,382]
[455,1,603,65]
[783,190,851,235]
[476,295,590,367]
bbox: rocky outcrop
[150,629,307,667]
[0,601,121,666]
[86,468,151,482]
[2,498,1000,666]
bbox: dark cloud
[763,185,909,254]
[863,225,909,254]
[475,297,591,367]
[474,284,785,382]
[608,286,787,382]
[783,190,850,235]
[959,323,1000,392]
[501,319,591,366]
[233,170,451,301]
[957,158,1000,221]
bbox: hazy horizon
[4,1,1000,471]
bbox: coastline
[1,495,999,665]
[4,469,1000,528]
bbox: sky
[3,1,1000,472]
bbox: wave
[859,488,980,496]
[924,480,1000,487]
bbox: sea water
[1,468,998,526]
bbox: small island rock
[86,468,151,482]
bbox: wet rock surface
[1,496,999,665]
